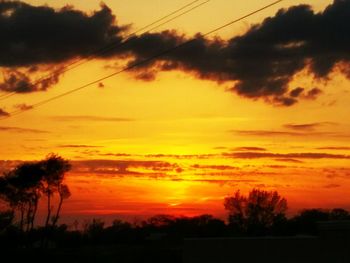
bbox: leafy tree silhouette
[0,162,44,231]
[0,210,14,232]
[0,154,71,232]
[52,184,71,227]
[329,208,350,220]
[39,154,71,228]
[224,188,288,235]
[290,208,350,235]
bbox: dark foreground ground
[4,244,183,263]
[3,218,350,263]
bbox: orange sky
[0,0,349,224]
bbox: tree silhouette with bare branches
[224,189,287,235]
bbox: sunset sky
[0,0,350,224]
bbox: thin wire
[0,93,15,100]
[1,0,284,120]
[41,0,211,79]
[0,0,205,101]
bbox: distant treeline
[1,156,350,248]
[1,208,350,248]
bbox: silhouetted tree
[289,208,350,235]
[144,214,177,228]
[84,219,105,243]
[0,154,71,232]
[0,210,14,232]
[329,208,350,220]
[52,184,71,227]
[0,162,44,231]
[40,154,71,228]
[111,219,132,231]
[290,209,329,235]
[224,188,288,235]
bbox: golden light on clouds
[0,0,349,222]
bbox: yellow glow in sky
[0,0,349,222]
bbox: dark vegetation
[1,156,350,262]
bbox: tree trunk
[52,196,63,227]
[26,202,32,232]
[30,196,39,231]
[20,206,24,232]
[45,191,52,228]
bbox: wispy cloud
[58,145,102,148]
[212,146,227,150]
[284,122,336,131]
[98,153,133,157]
[223,151,350,160]
[317,146,350,151]
[231,129,347,138]
[191,164,239,170]
[0,126,49,133]
[145,154,216,159]
[323,184,341,189]
[231,147,266,152]
[170,178,257,185]
[274,158,304,164]
[51,115,135,122]
[14,103,33,111]
[71,159,182,176]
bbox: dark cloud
[0,1,127,93]
[120,0,350,106]
[222,151,350,160]
[289,87,304,98]
[288,87,323,100]
[0,1,126,66]
[231,147,267,152]
[2,0,350,105]
[304,88,323,100]
[0,126,49,133]
[0,108,9,117]
[283,122,335,131]
[0,67,62,93]
[50,115,135,122]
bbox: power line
[0,0,208,101]
[1,0,284,120]
[0,93,15,100]
[40,0,211,81]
